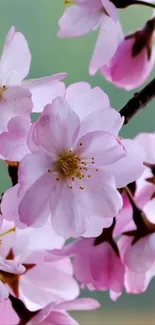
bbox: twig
[119,77,155,124]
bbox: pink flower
[58,1,123,75]
[0,26,66,113]
[0,220,79,311]
[1,83,145,238]
[0,299,19,324]
[101,17,155,90]
[0,116,31,161]
[11,96,126,238]
[48,237,125,301]
[28,298,100,325]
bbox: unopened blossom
[0,26,66,113]
[101,17,155,90]
[49,237,125,301]
[28,298,100,325]
[0,299,19,324]
[0,220,79,311]
[58,0,123,75]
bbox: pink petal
[79,107,124,137]
[101,0,118,21]
[50,181,88,238]
[104,139,146,188]
[1,184,25,226]
[18,151,52,187]
[90,243,124,293]
[124,234,155,273]
[74,170,123,218]
[58,5,102,37]
[0,256,25,274]
[0,26,31,86]
[57,298,100,311]
[28,309,78,325]
[0,116,30,161]
[135,132,155,163]
[35,97,80,156]
[89,17,123,75]
[65,82,110,120]
[0,299,19,324]
[83,216,113,238]
[75,131,126,166]
[19,173,53,227]
[0,281,9,302]
[20,257,79,311]
[23,74,66,113]
[143,198,155,224]
[0,87,32,133]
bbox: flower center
[55,152,81,179]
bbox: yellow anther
[0,85,7,99]
[64,0,75,4]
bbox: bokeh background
[0,1,155,324]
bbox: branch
[119,77,155,124]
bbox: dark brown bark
[120,77,155,124]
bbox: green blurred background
[0,1,155,324]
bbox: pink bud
[101,18,155,90]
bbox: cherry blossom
[0,26,66,113]
[9,96,128,238]
[49,237,125,301]
[28,298,100,325]
[58,0,123,75]
[0,220,79,311]
[101,17,155,90]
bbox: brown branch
[112,0,155,9]
[119,77,155,124]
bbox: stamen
[64,0,75,4]
[0,85,7,99]
[0,227,16,238]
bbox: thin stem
[130,0,155,9]
[112,0,155,9]
[119,77,155,124]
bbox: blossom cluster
[59,0,155,89]
[0,0,155,323]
